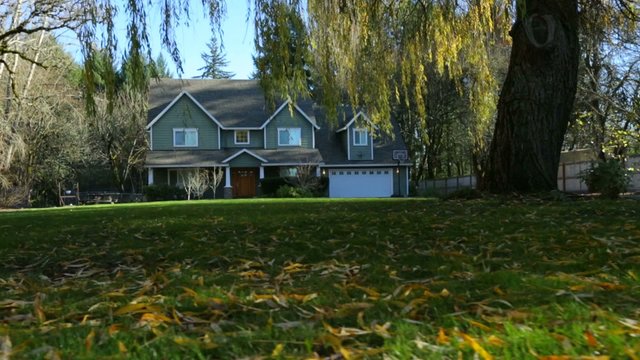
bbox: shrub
[144,184,184,201]
[580,160,630,199]
[275,185,314,198]
[260,177,291,196]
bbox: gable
[148,96,220,150]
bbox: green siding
[221,130,264,148]
[151,96,219,150]
[228,153,261,167]
[265,109,314,149]
[348,124,373,161]
[393,167,410,197]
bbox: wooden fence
[418,155,640,195]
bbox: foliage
[566,2,640,158]
[253,0,312,108]
[274,184,313,198]
[1,199,640,358]
[198,36,234,79]
[580,159,631,198]
[143,184,184,201]
[0,33,87,207]
[88,88,148,193]
[149,53,173,78]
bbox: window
[234,130,250,144]
[278,128,301,146]
[173,128,198,147]
[353,128,368,146]
[279,167,298,177]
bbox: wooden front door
[232,168,257,198]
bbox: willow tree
[251,0,637,193]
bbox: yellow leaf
[114,303,162,316]
[538,356,571,360]
[373,322,392,338]
[239,270,267,279]
[440,288,450,297]
[140,312,173,325]
[625,348,639,360]
[34,294,46,323]
[352,285,381,299]
[85,329,95,352]
[467,319,491,332]
[339,346,352,360]
[181,287,199,298]
[437,328,450,344]
[460,332,493,360]
[108,324,121,336]
[117,341,127,353]
[271,343,284,357]
[487,335,505,347]
[173,336,198,347]
[283,262,306,273]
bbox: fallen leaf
[117,341,127,353]
[85,329,95,352]
[459,332,493,360]
[0,336,11,360]
[271,343,284,357]
[437,328,450,344]
[114,303,162,316]
[584,330,598,347]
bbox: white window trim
[277,127,302,146]
[353,128,368,146]
[234,130,250,145]
[173,128,198,147]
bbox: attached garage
[328,168,394,198]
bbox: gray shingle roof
[148,78,316,128]
[314,106,411,166]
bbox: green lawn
[1,198,639,359]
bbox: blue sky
[154,1,256,79]
[60,1,256,79]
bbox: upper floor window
[235,130,250,144]
[278,128,301,146]
[353,128,368,146]
[173,128,198,147]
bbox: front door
[232,168,257,198]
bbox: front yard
[1,198,639,359]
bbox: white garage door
[329,168,394,198]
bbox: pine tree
[149,54,173,78]
[198,36,234,79]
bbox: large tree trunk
[481,0,579,192]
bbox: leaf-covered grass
[1,198,639,359]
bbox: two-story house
[145,79,411,198]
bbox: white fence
[419,155,640,195]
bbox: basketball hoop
[392,150,408,162]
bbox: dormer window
[353,128,368,146]
[173,128,198,147]
[235,130,250,144]
[278,128,301,146]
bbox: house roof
[145,150,230,168]
[148,78,316,129]
[145,148,324,167]
[314,106,411,166]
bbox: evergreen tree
[149,54,173,78]
[198,36,234,79]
